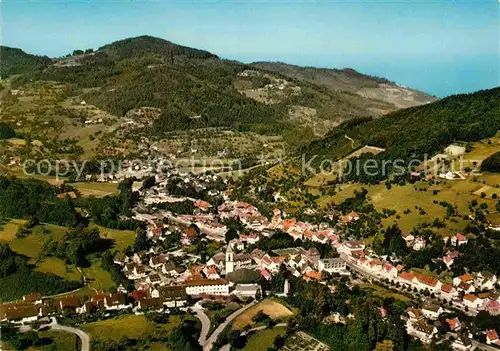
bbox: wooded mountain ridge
[1,36,435,140]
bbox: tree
[225,228,238,243]
[255,288,262,301]
[134,227,148,252]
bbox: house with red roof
[440,284,458,300]
[382,263,398,278]
[260,268,272,281]
[400,272,417,287]
[203,265,220,280]
[486,329,500,346]
[451,233,468,246]
[453,274,473,287]
[463,294,482,309]
[445,317,461,331]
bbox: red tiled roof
[304,271,322,281]
[459,274,473,282]
[445,317,460,330]
[416,274,439,287]
[487,329,499,341]
[463,294,478,302]
[400,272,415,281]
[441,284,453,293]
[129,290,149,301]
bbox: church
[225,244,253,274]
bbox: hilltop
[0,46,52,78]
[252,61,437,109]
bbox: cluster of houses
[341,240,499,312]
[338,239,500,345]
[0,292,131,324]
[403,305,475,349]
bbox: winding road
[193,300,257,351]
[191,303,211,346]
[40,317,90,351]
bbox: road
[203,301,257,351]
[40,317,90,351]
[191,302,211,346]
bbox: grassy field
[94,225,135,252]
[81,314,182,346]
[232,299,294,330]
[37,330,78,351]
[241,326,286,351]
[82,258,115,292]
[36,257,83,281]
[0,219,27,242]
[1,221,118,293]
[1,330,77,351]
[71,182,118,197]
[8,223,67,259]
[360,284,410,302]
[309,176,498,235]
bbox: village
[2,168,500,351]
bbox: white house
[233,284,261,298]
[421,304,443,320]
[463,294,482,309]
[318,258,346,274]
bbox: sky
[2,0,499,97]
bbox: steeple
[225,244,234,274]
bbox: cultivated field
[71,182,118,197]
[232,299,294,330]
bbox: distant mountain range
[0,35,437,142]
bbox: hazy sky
[2,0,499,97]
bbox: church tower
[225,244,234,274]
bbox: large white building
[318,258,346,274]
[184,278,231,296]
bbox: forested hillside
[6,36,435,141]
[252,61,437,108]
[0,46,52,78]
[302,87,500,166]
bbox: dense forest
[8,35,407,140]
[0,123,15,139]
[0,177,81,227]
[99,35,218,60]
[481,151,500,173]
[0,46,52,78]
